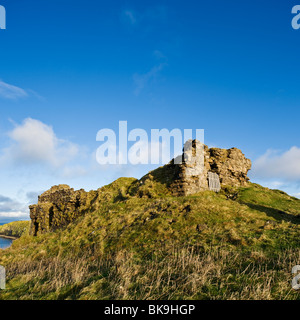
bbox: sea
[0,222,13,249]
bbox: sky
[0,0,300,222]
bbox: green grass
[0,181,300,300]
[0,221,31,238]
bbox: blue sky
[0,0,300,221]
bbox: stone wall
[29,185,97,236]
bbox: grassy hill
[0,179,300,300]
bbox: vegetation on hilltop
[0,179,299,300]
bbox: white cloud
[265,181,285,188]
[252,147,300,181]
[0,194,28,221]
[250,147,300,197]
[0,211,28,218]
[2,118,79,168]
[26,191,44,204]
[0,80,28,100]
[61,166,88,179]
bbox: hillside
[0,181,300,300]
[0,142,300,300]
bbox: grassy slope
[0,221,30,238]
[0,180,300,300]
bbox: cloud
[2,118,79,168]
[250,147,300,197]
[0,211,28,219]
[252,147,300,181]
[0,195,26,213]
[0,195,12,203]
[26,191,44,204]
[0,194,28,221]
[0,80,28,100]
[61,166,88,179]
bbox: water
[0,222,13,249]
[0,237,12,249]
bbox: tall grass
[3,245,300,300]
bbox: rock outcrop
[29,140,251,235]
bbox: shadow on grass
[240,202,300,225]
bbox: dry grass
[2,245,300,300]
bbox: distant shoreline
[0,235,17,240]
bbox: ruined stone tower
[140,140,252,196]
[29,140,251,235]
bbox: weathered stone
[207,147,251,187]
[141,139,251,196]
[29,185,98,236]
